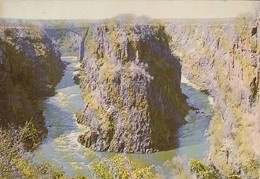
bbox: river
[33,56,213,177]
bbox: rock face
[168,16,259,177]
[0,25,64,137]
[76,22,189,153]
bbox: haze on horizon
[0,0,259,20]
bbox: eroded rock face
[76,23,189,153]
[168,17,260,177]
[0,26,64,137]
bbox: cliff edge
[76,21,189,153]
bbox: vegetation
[0,124,154,179]
[168,11,260,178]
[19,120,42,149]
[0,124,65,178]
[88,154,154,179]
[1,12,259,179]
[0,26,64,150]
[189,159,222,179]
[165,157,253,179]
[0,124,229,179]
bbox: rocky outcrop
[0,25,64,140]
[168,16,259,177]
[76,21,189,153]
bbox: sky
[0,0,259,20]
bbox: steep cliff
[76,20,189,153]
[0,25,64,143]
[168,15,259,177]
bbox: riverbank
[34,56,213,177]
[0,25,64,147]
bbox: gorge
[0,12,259,178]
[168,16,260,177]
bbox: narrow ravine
[33,57,91,175]
[34,56,213,176]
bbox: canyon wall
[0,24,64,141]
[168,16,259,177]
[76,21,189,153]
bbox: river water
[34,56,213,177]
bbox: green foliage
[36,161,65,178]
[4,29,13,37]
[88,154,154,179]
[19,120,41,147]
[189,159,222,179]
[0,126,65,178]
[0,127,156,178]
[72,174,88,179]
[15,160,65,179]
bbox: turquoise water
[34,56,213,177]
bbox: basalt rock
[76,21,189,153]
[0,25,64,139]
[168,16,260,177]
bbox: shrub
[189,158,222,179]
[0,125,64,178]
[88,154,154,179]
[0,125,26,178]
[19,120,41,149]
